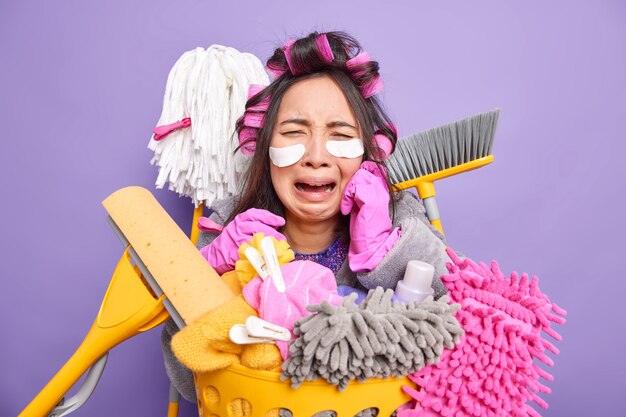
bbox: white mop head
[148,45,269,207]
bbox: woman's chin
[289,202,341,224]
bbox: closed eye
[331,133,353,139]
[281,130,305,136]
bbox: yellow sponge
[102,186,235,324]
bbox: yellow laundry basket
[188,207,416,417]
[194,365,413,417]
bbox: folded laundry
[282,287,463,390]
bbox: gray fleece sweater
[161,190,451,402]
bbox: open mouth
[294,181,336,193]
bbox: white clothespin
[260,236,286,293]
[229,316,291,344]
[246,316,291,341]
[244,246,268,281]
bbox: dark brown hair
[228,31,398,224]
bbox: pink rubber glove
[200,208,286,275]
[340,161,401,273]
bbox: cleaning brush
[385,109,500,235]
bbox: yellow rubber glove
[171,295,249,372]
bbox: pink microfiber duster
[401,248,566,417]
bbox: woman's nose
[301,135,331,168]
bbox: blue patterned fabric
[293,237,349,276]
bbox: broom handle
[415,181,444,235]
[190,204,205,245]
[393,156,496,236]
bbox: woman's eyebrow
[327,121,357,129]
[279,118,357,130]
[280,118,310,126]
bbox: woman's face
[269,75,363,225]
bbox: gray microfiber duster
[281,287,464,391]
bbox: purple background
[2,1,624,416]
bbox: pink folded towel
[242,260,342,358]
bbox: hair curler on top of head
[264,32,383,94]
[236,32,396,161]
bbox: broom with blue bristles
[385,109,500,235]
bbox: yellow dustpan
[20,186,234,417]
[19,247,170,417]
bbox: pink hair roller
[346,52,383,97]
[266,39,295,78]
[346,52,372,78]
[315,33,334,63]
[360,75,383,99]
[240,141,256,156]
[283,38,297,75]
[247,84,270,112]
[243,112,265,129]
[266,65,287,78]
[238,127,257,156]
[373,132,393,160]
[247,84,265,100]
[346,52,373,79]
[346,52,372,70]
[384,122,398,137]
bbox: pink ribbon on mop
[152,117,191,141]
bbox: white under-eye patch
[269,144,306,167]
[326,138,364,158]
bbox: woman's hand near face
[341,161,401,273]
[200,208,286,275]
